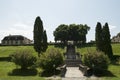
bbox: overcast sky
[0,0,120,42]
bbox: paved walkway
[62,67,100,80]
[62,77,100,80]
[45,67,100,80]
[65,67,84,77]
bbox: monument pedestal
[64,43,82,67]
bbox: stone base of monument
[65,59,82,67]
[64,43,82,67]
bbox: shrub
[83,51,110,72]
[37,48,64,72]
[10,49,37,70]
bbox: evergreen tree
[102,23,113,59]
[33,16,43,57]
[95,22,103,51]
[42,30,48,52]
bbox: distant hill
[111,32,120,43]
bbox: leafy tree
[102,23,113,59]
[68,24,79,42]
[33,16,48,57]
[42,30,48,52]
[78,24,90,43]
[53,24,68,43]
[53,24,90,44]
[95,22,103,51]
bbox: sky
[0,0,120,43]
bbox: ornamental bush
[10,49,37,70]
[37,48,64,72]
[83,51,110,72]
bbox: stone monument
[64,41,82,67]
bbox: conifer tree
[42,30,48,52]
[102,23,113,59]
[95,22,103,51]
[33,16,43,57]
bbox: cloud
[13,22,32,30]
[0,22,33,43]
[109,25,117,30]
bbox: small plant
[10,49,37,70]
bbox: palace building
[1,35,32,45]
[111,32,120,43]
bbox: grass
[99,64,120,80]
[77,46,96,55]
[0,45,63,57]
[0,46,35,57]
[112,43,120,55]
[0,61,45,80]
[0,44,120,80]
[77,43,120,56]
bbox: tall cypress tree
[33,16,43,57]
[102,23,113,59]
[95,22,103,51]
[42,30,48,52]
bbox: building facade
[1,35,32,45]
[111,33,120,43]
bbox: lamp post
[53,64,56,78]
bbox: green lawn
[0,46,35,57]
[77,43,120,56]
[77,46,96,55]
[0,61,45,80]
[0,45,64,57]
[112,43,120,55]
[0,44,120,80]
